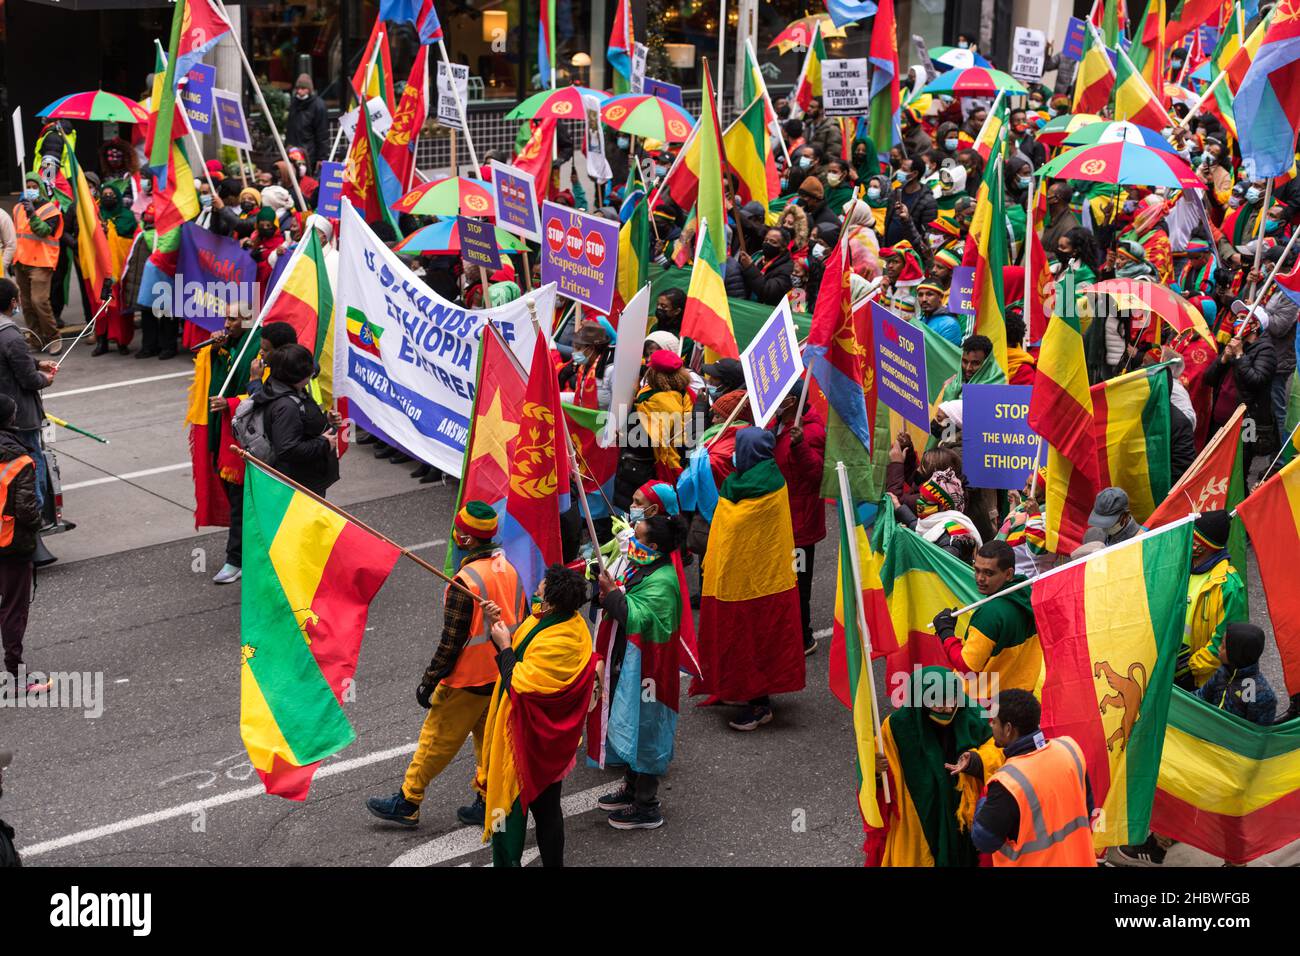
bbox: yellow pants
[402,684,491,804]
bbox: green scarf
[495,611,568,702]
[718,457,784,503]
[889,666,992,867]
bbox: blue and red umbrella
[1040,141,1204,190]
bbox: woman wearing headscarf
[861,175,891,237]
[1124,195,1174,283]
[592,489,699,830]
[851,136,879,192]
[932,165,968,230]
[693,428,804,732]
[90,182,139,356]
[841,198,883,280]
[894,468,983,551]
[864,666,1004,867]
[477,564,596,866]
[778,203,811,260]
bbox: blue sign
[172,222,257,332]
[873,303,929,430]
[1061,17,1087,62]
[213,89,252,150]
[457,217,502,270]
[961,384,1044,490]
[949,266,976,318]
[490,159,541,243]
[642,78,683,106]
[740,299,803,427]
[181,63,216,134]
[316,161,345,217]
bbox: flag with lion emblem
[1033,517,1194,848]
[499,334,570,599]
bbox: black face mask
[1056,250,1072,264]
[762,242,783,259]
[655,307,678,324]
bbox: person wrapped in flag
[1175,510,1248,691]
[368,502,528,830]
[476,564,596,867]
[591,489,698,830]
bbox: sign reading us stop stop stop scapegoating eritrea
[540,201,619,315]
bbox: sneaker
[1111,842,1166,867]
[212,563,242,585]
[455,794,485,827]
[804,637,818,656]
[596,785,634,812]
[24,677,53,693]
[43,338,63,355]
[608,804,664,830]
[728,705,774,732]
[366,792,420,827]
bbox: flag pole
[232,447,485,601]
[746,38,791,166]
[717,0,727,118]
[835,461,890,804]
[1246,203,1300,312]
[213,0,307,211]
[1248,179,1273,300]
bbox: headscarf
[637,480,680,516]
[918,468,966,515]
[882,241,925,283]
[645,329,681,354]
[487,281,522,307]
[733,426,776,472]
[852,136,878,185]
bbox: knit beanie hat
[455,500,498,540]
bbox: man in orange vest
[958,689,1096,866]
[367,501,528,829]
[11,177,64,355]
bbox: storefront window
[249,0,343,106]
[440,0,524,101]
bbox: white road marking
[45,370,194,399]
[388,782,607,867]
[406,539,447,552]
[813,627,833,639]
[19,742,417,859]
[62,462,192,491]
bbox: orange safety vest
[14,202,63,270]
[0,454,33,547]
[989,736,1096,867]
[441,552,528,689]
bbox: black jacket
[883,187,938,248]
[0,318,49,430]
[741,249,794,304]
[0,429,41,560]
[1206,335,1278,429]
[253,377,339,496]
[1170,406,1195,486]
[285,94,330,170]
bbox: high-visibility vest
[0,454,33,547]
[989,736,1095,867]
[441,552,528,689]
[14,202,63,270]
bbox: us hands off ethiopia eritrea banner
[334,199,553,477]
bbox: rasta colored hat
[1193,509,1231,551]
[916,280,946,295]
[636,480,680,516]
[455,500,498,540]
[256,206,277,223]
[933,246,962,270]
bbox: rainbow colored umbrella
[920,66,1028,96]
[929,46,993,72]
[392,176,495,218]
[1037,112,1104,149]
[1082,279,1214,344]
[505,85,608,121]
[1040,141,1203,190]
[1064,120,1179,155]
[394,219,528,256]
[600,95,696,143]
[39,90,149,124]
[768,14,848,53]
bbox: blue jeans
[16,429,46,512]
[1273,373,1294,445]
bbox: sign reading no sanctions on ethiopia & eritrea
[540,201,619,315]
[872,303,930,430]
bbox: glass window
[249,0,345,108]
[438,0,524,101]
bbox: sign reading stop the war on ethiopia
[962,384,1044,490]
[740,298,804,428]
[873,303,930,430]
[540,202,619,315]
[490,159,541,243]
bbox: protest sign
[181,63,216,134]
[338,97,394,144]
[821,58,871,116]
[316,161,346,218]
[436,61,470,130]
[601,284,651,447]
[584,94,611,183]
[11,106,22,172]
[741,299,804,428]
[540,202,619,314]
[631,43,648,94]
[949,266,976,319]
[457,217,502,270]
[1011,27,1047,81]
[165,223,258,332]
[962,384,1043,490]
[873,303,930,430]
[334,200,550,477]
[490,159,541,242]
[212,89,252,150]
[1061,17,1087,62]
[642,78,683,105]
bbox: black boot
[411,463,432,479]
[157,315,178,360]
[136,310,159,358]
[91,335,110,357]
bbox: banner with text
[873,303,930,430]
[212,89,251,150]
[741,298,804,428]
[490,159,541,242]
[961,384,1043,489]
[821,58,871,117]
[949,265,976,318]
[1011,27,1046,81]
[540,201,619,314]
[165,222,257,332]
[436,61,470,130]
[181,63,216,135]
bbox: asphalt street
[1,333,1295,867]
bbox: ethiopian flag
[681,219,738,358]
[1035,518,1193,848]
[240,462,400,799]
[1235,455,1300,692]
[1071,27,1115,116]
[259,227,335,406]
[1114,44,1174,130]
[345,306,383,358]
[723,95,780,215]
[792,20,826,113]
[614,178,649,318]
[1152,687,1300,865]
[969,146,1010,376]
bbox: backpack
[231,393,303,465]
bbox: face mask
[1017,177,1032,191]
[101,195,118,208]
[23,189,38,202]
[1266,218,1284,234]
[654,164,668,177]
[628,507,646,524]
[655,307,676,323]
[762,242,783,258]
[530,595,544,615]
[1056,250,1072,264]
[1229,196,1243,208]
[867,186,882,201]
[797,156,812,169]
[200,194,212,209]
[1122,199,1137,214]
[826,173,842,186]
[1247,187,1263,204]
[894,171,908,185]
[1028,101,1043,111]
[811,244,827,261]
[708,384,724,399]
[572,351,588,365]
[627,541,659,566]
[944,138,958,152]
[295,89,310,100]
[617,136,630,149]
[958,40,969,49]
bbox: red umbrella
[1081,279,1215,344]
[40,91,149,125]
[392,176,495,218]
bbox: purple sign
[213,89,251,150]
[181,63,216,134]
[949,266,976,318]
[961,384,1043,490]
[873,302,929,430]
[458,217,502,270]
[642,78,683,106]
[540,202,619,315]
[1061,17,1087,63]
[740,299,803,428]
[173,222,257,332]
[489,159,541,243]
[316,161,345,218]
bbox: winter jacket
[724,257,748,299]
[882,187,938,248]
[1197,662,1277,725]
[1264,289,1298,376]
[0,317,50,430]
[253,377,339,496]
[285,93,330,170]
[771,406,827,546]
[804,116,843,161]
[0,429,41,560]
[1205,334,1278,430]
[741,249,794,304]
[1170,406,1196,486]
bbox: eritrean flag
[352,17,396,107]
[379,0,444,43]
[380,45,429,198]
[1236,456,1300,691]
[259,227,336,406]
[607,0,634,93]
[345,306,383,358]
[240,462,400,800]
[1036,518,1194,848]
[866,0,900,156]
[539,0,557,88]
[680,219,738,359]
[808,239,873,467]
[148,0,231,187]
[1152,687,1300,865]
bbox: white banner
[821,58,871,117]
[1011,27,1047,82]
[583,94,612,184]
[437,61,471,130]
[631,43,648,94]
[601,284,651,448]
[338,97,394,146]
[334,200,553,477]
